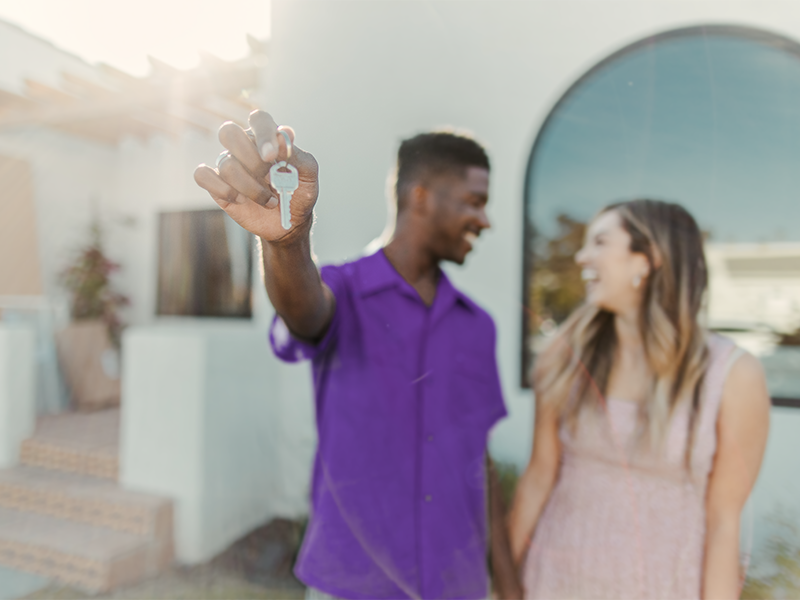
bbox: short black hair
[395,131,490,209]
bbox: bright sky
[0,0,271,76]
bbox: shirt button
[425,495,432,502]
[427,435,434,442]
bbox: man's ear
[408,183,433,215]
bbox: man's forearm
[260,224,333,340]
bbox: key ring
[278,129,292,159]
[216,150,231,169]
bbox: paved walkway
[0,566,49,600]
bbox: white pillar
[0,323,36,468]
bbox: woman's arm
[507,392,562,567]
[702,352,770,600]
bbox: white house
[2,1,800,591]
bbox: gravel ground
[22,565,305,600]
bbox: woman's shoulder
[705,331,770,409]
[715,341,771,455]
[720,346,767,397]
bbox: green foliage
[529,214,587,334]
[59,219,129,346]
[493,460,520,510]
[741,518,800,599]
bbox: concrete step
[0,506,171,592]
[0,466,172,537]
[20,409,119,480]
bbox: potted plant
[57,218,129,411]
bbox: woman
[509,200,770,599]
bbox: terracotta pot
[56,320,120,411]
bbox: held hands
[194,110,319,242]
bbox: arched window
[523,25,800,404]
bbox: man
[195,110,521,599]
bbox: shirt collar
[356,249,402,296]
[357,249,475,313]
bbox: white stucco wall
[120,320,312,564]
[110,130,233,327]
[263,0,800,560]
[745,406,800,559]
[0,128,116,306]
[0,123,225,415]
[265,0,800,466]
[0,125,247,334]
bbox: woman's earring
[632,275,642,289]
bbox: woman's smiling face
[575,210,651,314]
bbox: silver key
[270,161,299,230]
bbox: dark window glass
[523,26,800,402]
[156,209,253,318]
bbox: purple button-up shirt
[270,249,506,600]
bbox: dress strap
[696,335,740,441]
[721,347,747,383]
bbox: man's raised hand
[194,110,319,242]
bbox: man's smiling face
[426,166,491,265]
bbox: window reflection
[523,26,800,399]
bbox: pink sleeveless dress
[522,334,740,600]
